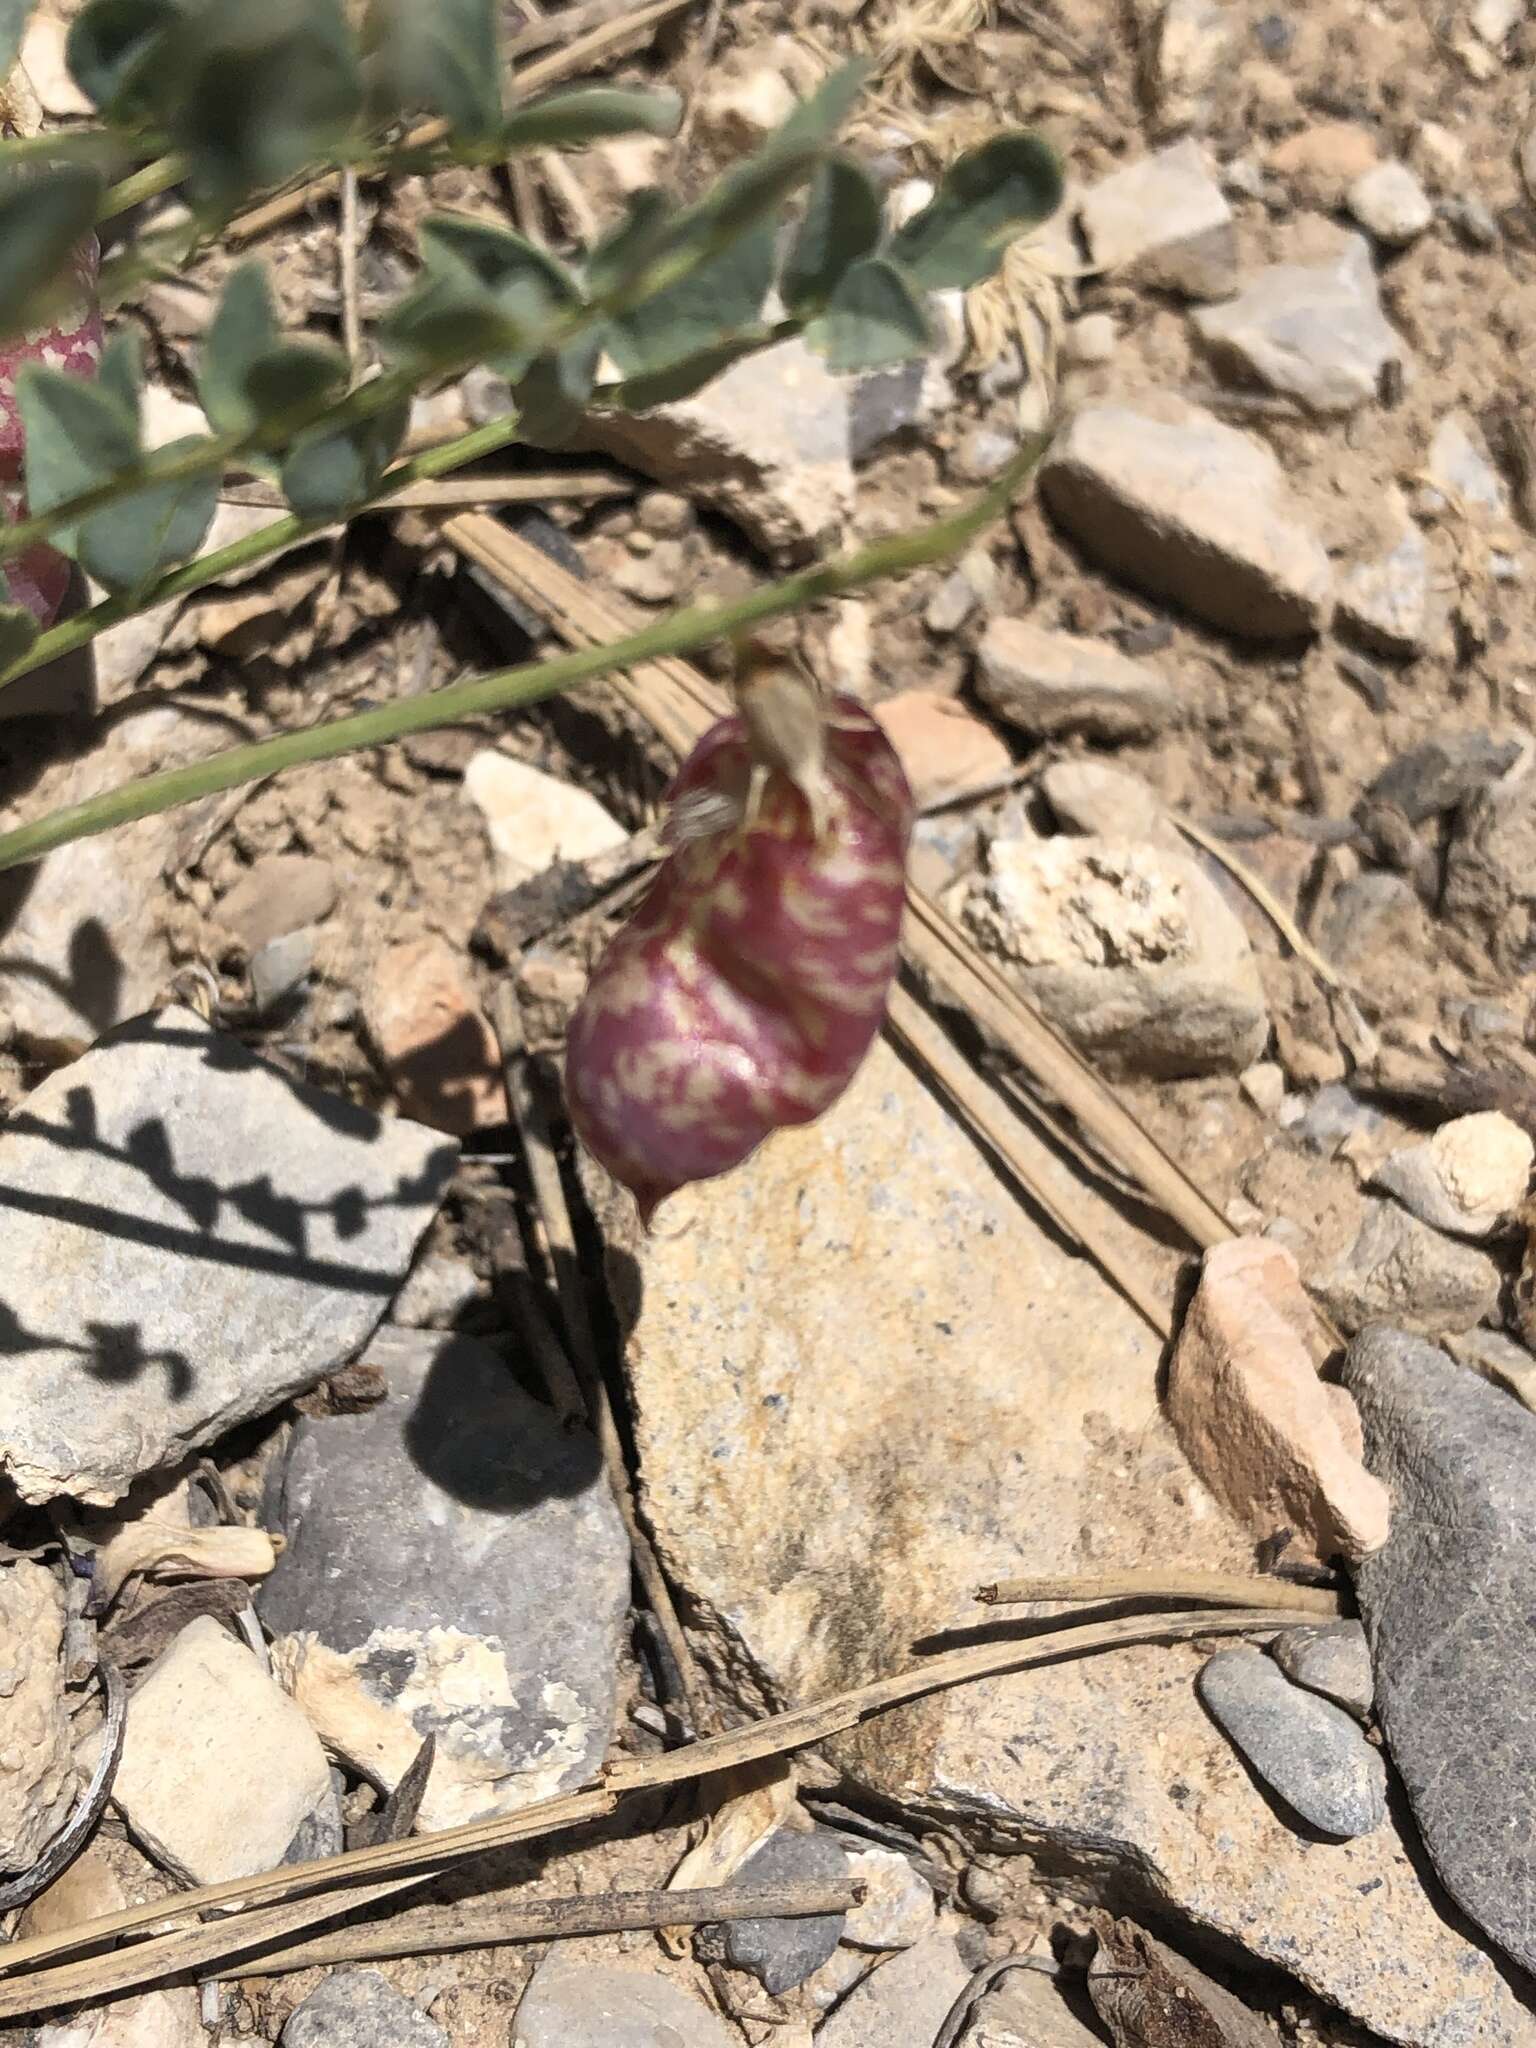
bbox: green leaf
[0,597,40,674]
[279,398,407,518]
[782,156,882,316]
[805,256,930,372]
[377,238,514,367]
[170,0,363,220]
[0,0,34,85]
[197,261,281,437]
[890,132,1063,292]
[501,86,681,152]
[94,328,143,421]
[0,165,104,339]
[774,57,871,154]
[77,434,218,592]
[584,187,672,301]
[15,358,138,551]
[364,0,499,140]
[65,0,182,119]
[604,218,774,379]
[510,332,600,441]
[602,333,770,411]
[242,339,349,426]
[417,215,583,376]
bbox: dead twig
[218,471,630,514]
[976,1570,1345,1614]
[1171,813,1346,995]
[0,1604,1307,2017]
[232,1876,859,1980]
[338,169,363,370]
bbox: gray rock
[0,1560,77,1874]
[924,568,981,636]
[975,620,1180,741]
[1337,523,1431,657]
[0,1007,454,1505]
[1371,1112,1532,1238]
[1287,1082,1384,1158]
[719,1826,848,1991]
[1445,769,1536,974]
[567,338,852,563]
[1365,730,1521,822]
[1319,873,1426,978]
[1197,1647,1386,1838]
[849,359,948,463]
[1039,760,1173,843]
[249,929,315,1017]
[1348,160,1434,245]
[514,1951,739,2048]
[1040,402,1332,639]
[1427,413,1508,514]
[258,1328,628,1833]
[1273,1622,1374,1721]
[1346,1328,1536,1979]
[816,1933,973,2048]
[968,1965,1106,2048]
[607,1039,1536,2045]
[216,854,337,954]
[389,1251,480,1329]
[282,1970,447,2048]
[1314,1197,1500,1337]
[1446,1325,1536,1413]
[1078,139,1238,298]
[949,428,1020,486]
[1193,232,1404,415]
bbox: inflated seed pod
[565,646,914,1225]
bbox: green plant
[0,0,1062,876]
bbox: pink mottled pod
[0,235,104,627]
[565,649,915,1225]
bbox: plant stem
[102,152,190,217]
[0,413,528,691]
[0,441,1047,873]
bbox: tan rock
[214,853,337,955]
[1039,760,1174,843]
[362,936,502,1134]
[1167,1236,1391,1562]
[94,1616,332,1885]
[0,1560,78,1874]
[1040,402,1332,639]
[872,692,1014,812]
[975,619,1180,741]
[1373,1111,1533,1238]
[1268,122,1380,204]
[462,751,626,890]
[1078,140,1237,299]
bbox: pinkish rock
[873,690,1014,812]
[1167,1236,1391,1563]
[363,937,503,1135]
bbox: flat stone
[1346,1327,1536,1979]
[0,1559,77,1875]
[249,929,315,1018]
[1039,760,1173,843]
[843,1846,937,1950]
[1273,1622,1374,1720]
[1197,1647,1386,1838]
[968,1964,1106,2048]
[1445,766,1536,973]
[1337,521,1431,656]
[1316,1196,1502,1337]
[282,1969,448,2048]
[611,1039,1534,2045]
[1040,402,1332,638]
[0,708,212,1052]
[1348,160,1434,245]
[1079,139,1238,299]
[389,1251,480,1329]
[975,620,1180,742]
[964,835,1268,1076]
[1367,729,1521,822]
[1193,233,1404,415]
[97,1616,332,1884]
[514,1949,740,2048]
[215,854,337,954]
[1446,1326,1536,1413]
[849,358,951,464]
[719,1826,848,1991]
[872,692,1014,813]
[1427,413,1508,514]
[569,338,853,563]
[1372,1111,1533,1237]
[0,1008,453,1505]
[260,1329,628,1832]
[1168,1237,1390,1562]
[361,935,503,1135]
[36,1989,204,2048]
[462,751,626,891]
[816,1933,973,2048]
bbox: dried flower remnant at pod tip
[564,638,915,1225]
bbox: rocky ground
[4,0,1536,2043]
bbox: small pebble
[282,1969,449,2048]
[248,929,315,1017]
[1064,313,1118,366]
[1347,161,1433,246]
[1198,1646,1387,1839]
[842,1846,937,1951]
[1273,1623,1375,1722]
[720,1827,849,1993]
[949,428,1019,485]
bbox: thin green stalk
[0,413,528,691]
[0,441,1047,874]
[102,153,190,217]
